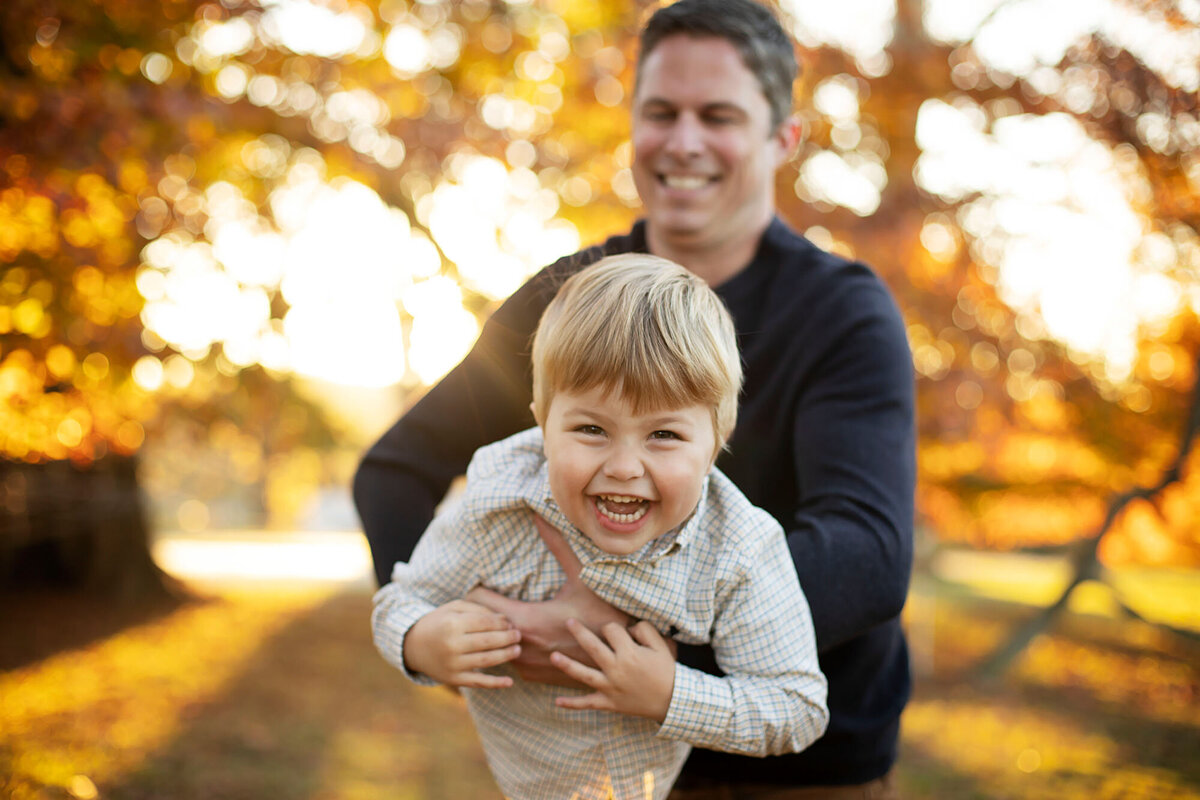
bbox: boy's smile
[540,386,716,556]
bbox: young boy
[372,254,828,800]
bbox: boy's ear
[530,401,541,426]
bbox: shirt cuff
[373,599,440,686]
[656,663,733,748]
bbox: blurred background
[1,0,1197,798]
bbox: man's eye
[642,107,675,122]
[650,430,681,440]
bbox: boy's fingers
[458,644,522,671]
[463,628,522,652]
[455,607,515,634]
[628,621,666,650]
[566,619,616,668]
[599,621,635,652]
[549,651,608,689]
[454,671,514,690]
[555,692,615,712]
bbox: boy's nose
[603,446,644,481]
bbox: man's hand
[466,513,633,687]
[403,599,522,689]
[550,619,675,722]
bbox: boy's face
[540,385,716,556]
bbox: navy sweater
[354,218,916,785]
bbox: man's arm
[353,238,630,587]
[785,281,916,651]
[354,270,558,586]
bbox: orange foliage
[0,0,1197,558]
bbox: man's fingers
[549,650,608,689]
[532,513,583,579]
[555,691,616,712]
[464,585,520,615]
[444,600,513,633]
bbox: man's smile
[659,173,717,190]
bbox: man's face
[632,35,791,256]
[541,386,716,556]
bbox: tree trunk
[0,455,178,602]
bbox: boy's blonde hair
[531,253,743,450]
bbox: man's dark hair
[637,0,798,131]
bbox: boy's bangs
[546,311,722,416]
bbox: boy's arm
[550,619,676,721]
[371,503,520,686]
[660,530,828,756]
[548,524,828,756]
[402,599,521,688]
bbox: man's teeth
[596,494,650,524]
[663,175,709,190]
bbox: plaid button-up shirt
[372,428,828,800]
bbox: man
[354,0,915,797]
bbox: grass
[1,572,1198,800]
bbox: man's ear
[773,114,803,167]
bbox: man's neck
[645,217,772,288]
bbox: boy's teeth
[595,495,649,524]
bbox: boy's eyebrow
[559,405,612,422]
[643,411,701,427]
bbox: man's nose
[664,113,704,158]
[604,445,645,481]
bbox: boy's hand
[404,600,522,689]
[550,619,675,722]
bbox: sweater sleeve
[352,239,629,587]
[656,526,829,756]
[352,266,559,587]
[785,278,916,651]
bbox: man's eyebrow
[637,97,748,116]
[700,102,748,116]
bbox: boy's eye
[575,425,605,436]
[650,430,681,441]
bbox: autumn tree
[1,0,1196,610]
